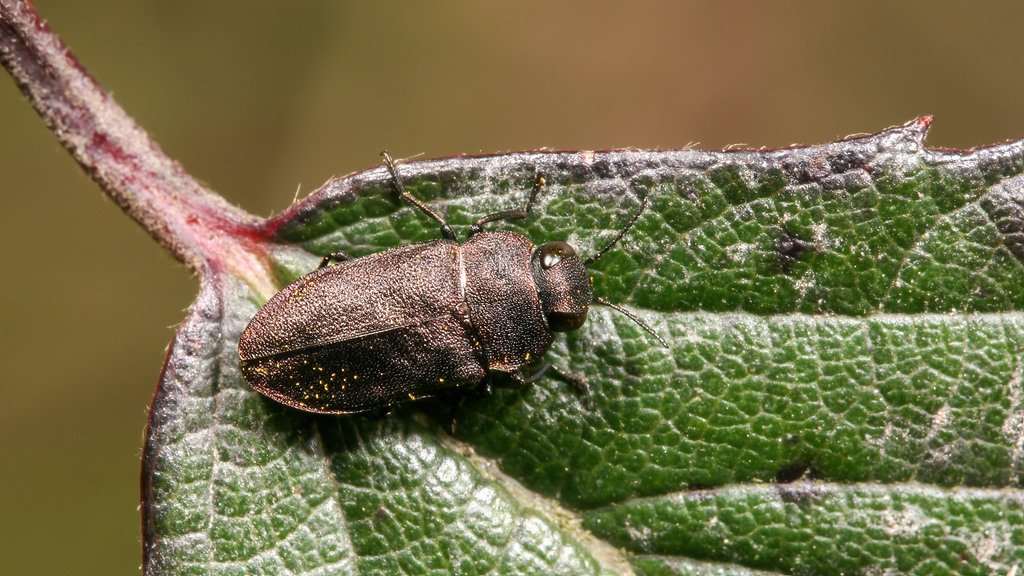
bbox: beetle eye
[538,241,576,269]
[548,309,588,332]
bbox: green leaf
[143,120,1024,575]
[587,483,1024,576]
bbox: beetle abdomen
[240,315,485,413]
[238,239,488,413]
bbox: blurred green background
[4,1,1024,573]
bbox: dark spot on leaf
[776,231,813,274]
[783,433,801,444]
[590,159,616,179]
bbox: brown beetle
[238,153,663,414]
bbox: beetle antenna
[381,151,457,240]
[593,297,668,347]
[583,194,649,266]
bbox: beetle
[238,153,664,414]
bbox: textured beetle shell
[462,231,553,371]
[238,231,552,414]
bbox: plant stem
[0,0,263,276]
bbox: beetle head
[529,195,667,347]
[531,241,593,332]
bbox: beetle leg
[318,251,354,269]
[516,363,550,384]
[550,365,588,394]
[517,363,588,394]
[469,175,546,238]
[469,209,528,237]
[381,151,457,241]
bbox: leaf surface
[143,119,1024,575]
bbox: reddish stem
[0,0,263,275]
